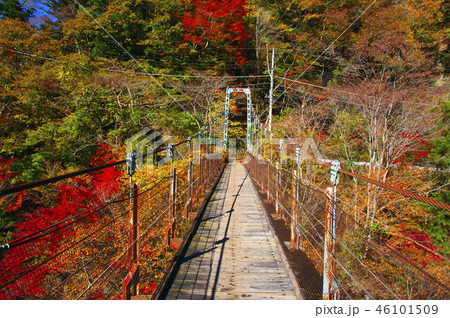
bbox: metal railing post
[123,183,139,299]
[276,162,280,218]
[323,187,337,300]
[171,166,177,239]
[267,133,273,201]
[266,162,270,200]
[198,131,202,196]
[132,183,138,264]
[187,137,193,217]
[205,127,209,186]
[296,168,302,250]
[188,159,193,218]
[290,170,297,247]
[258,155,262,185]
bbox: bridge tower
[223,87,253,153]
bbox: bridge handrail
[0,134,225,299]
[245,152,449,300]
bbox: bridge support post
[198,131,203,199]
[123,183,139,299]
[296,168,303,250]
[263,128,267,160]
[170,167,177,240]
[267,133,273,201]
[258,155,262,186]
[203,146,207,191]
[290,170,297,248]
[206,127,210,187]
[208,140,212,186]
[275,162,280,218]
[132,183,139,263]
[267,161,270,201]
[188,159,193,218]
[187,138,193,218]
[323,187,338,300]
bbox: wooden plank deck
[165,161,298,300]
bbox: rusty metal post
[123,264,139,299]
[260,156,264,187]
[259,123,263,158]
[171,166,177,239]
[267,161,270,200]
[268,133,273,201]
[276,162,280,218]
[195,156,200,202]
[264,161,267,191]
[258,155,262,185]
[188,159,193,217]
[296,168,302,250]
[123,183,139,299]
[199,153,203,194]
[207,140,212,185]
[263,128,267,160]
[187,137,193,217]
[132,183,138,264]
[198,131,203,195]
[323,187,337,300]
[290,170,297,246]
[208,125,212,184]
[256,156,259,183]
[203,144,206,192]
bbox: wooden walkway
[164,161,298,300]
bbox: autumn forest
[0,0,449,300]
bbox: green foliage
[228,121,245,139]
[0,210,19,244]
[327,110,368,162]
[11,153,51,183]
[273,107,294,123]
[429,100,450,169]
[368,223,390,242]
[427,100,450,253]
[428,209,450,254]
[0,0,34,21]
[157,108,201,137]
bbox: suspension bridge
[0,88,449,300]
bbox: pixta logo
[125,128,174,173]
[192,137,224,164]
[125,128,326,173]
[242,137,325,165]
